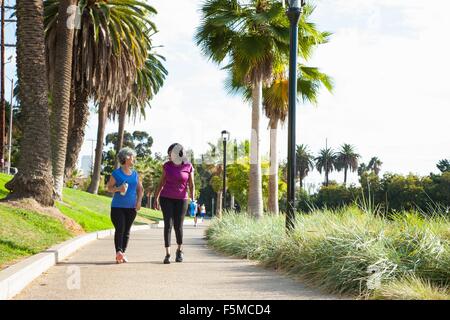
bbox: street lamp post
[4,54,13,174]
[6,76,12,175]
[285,0,305,231]
[1,0,5,167]
[221,130,230,213]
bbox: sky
[4,0,450,189]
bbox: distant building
[80,155,92,177]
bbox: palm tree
[296,144,315,189]
[196,0,329,217]
[47,0,76,200]
[263,66,333,213]
[437,159,450,173]
[226,64,333,215]
[45,0,157,194]
[64,82,89,180]
[357,162,368,177]
[368,157,383,176]
[114,52,168,169]
[134,156,162,207]
[230,65,332,214]
[5,0,54,206]
[315,147,337,186]
[336,144,360,186]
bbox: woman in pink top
[154,143,195,264]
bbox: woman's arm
[136,177,144,211]
[107,175,127,194]
[188,169,195,201]
[153,169,166,210]
[107,175,119,193]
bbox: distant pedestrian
[194,201,202,227]
[154,143,195,264]
[200,204,206,222]
[190,199,198,226]
[106,147,143,264]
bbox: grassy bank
[206,207,450,300]
[0,173,163,269]
[59,187,164,231]
[0,204,73,269]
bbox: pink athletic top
[160,161,193,200]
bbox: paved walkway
[14,223,337,300]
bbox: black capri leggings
[110,207,137,253]
[160,196,188,247]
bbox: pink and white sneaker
[116,251,124,264]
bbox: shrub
[315,183,355,209]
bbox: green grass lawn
[0,173,11,198]
[0,173,164,269]
[60,187,164,231]
[0,204,73,269]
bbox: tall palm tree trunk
[114,103,127,169]
[87,102,107,194]
[146,191,151,208]
[216,191,223,219]
[68,86,75,134]
[248,79,263,218]
[51,0,76,199]
[65,83,89,180]
[5,0,54,206]
[268,118,279,214]
[344,167,348,186]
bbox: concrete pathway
[14,223,337,300]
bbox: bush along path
[206,208,450,300]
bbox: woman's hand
[136,202,141,211]
[117,184,127,194]
[154,197,160,210]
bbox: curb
[0,224,153,300]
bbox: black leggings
[111,207,137,253]
[160,196,188,248]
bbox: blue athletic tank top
[111,168,139,208]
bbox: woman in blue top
[106,147,143,264]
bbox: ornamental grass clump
[274,207,397,295]
[386,213,450,287]
[206,206,450,299]
[372,275,450,300]
[206,211,285,261]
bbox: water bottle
[120,182,128,196]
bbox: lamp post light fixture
[221,130,230,213]
[284,0,306,231]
